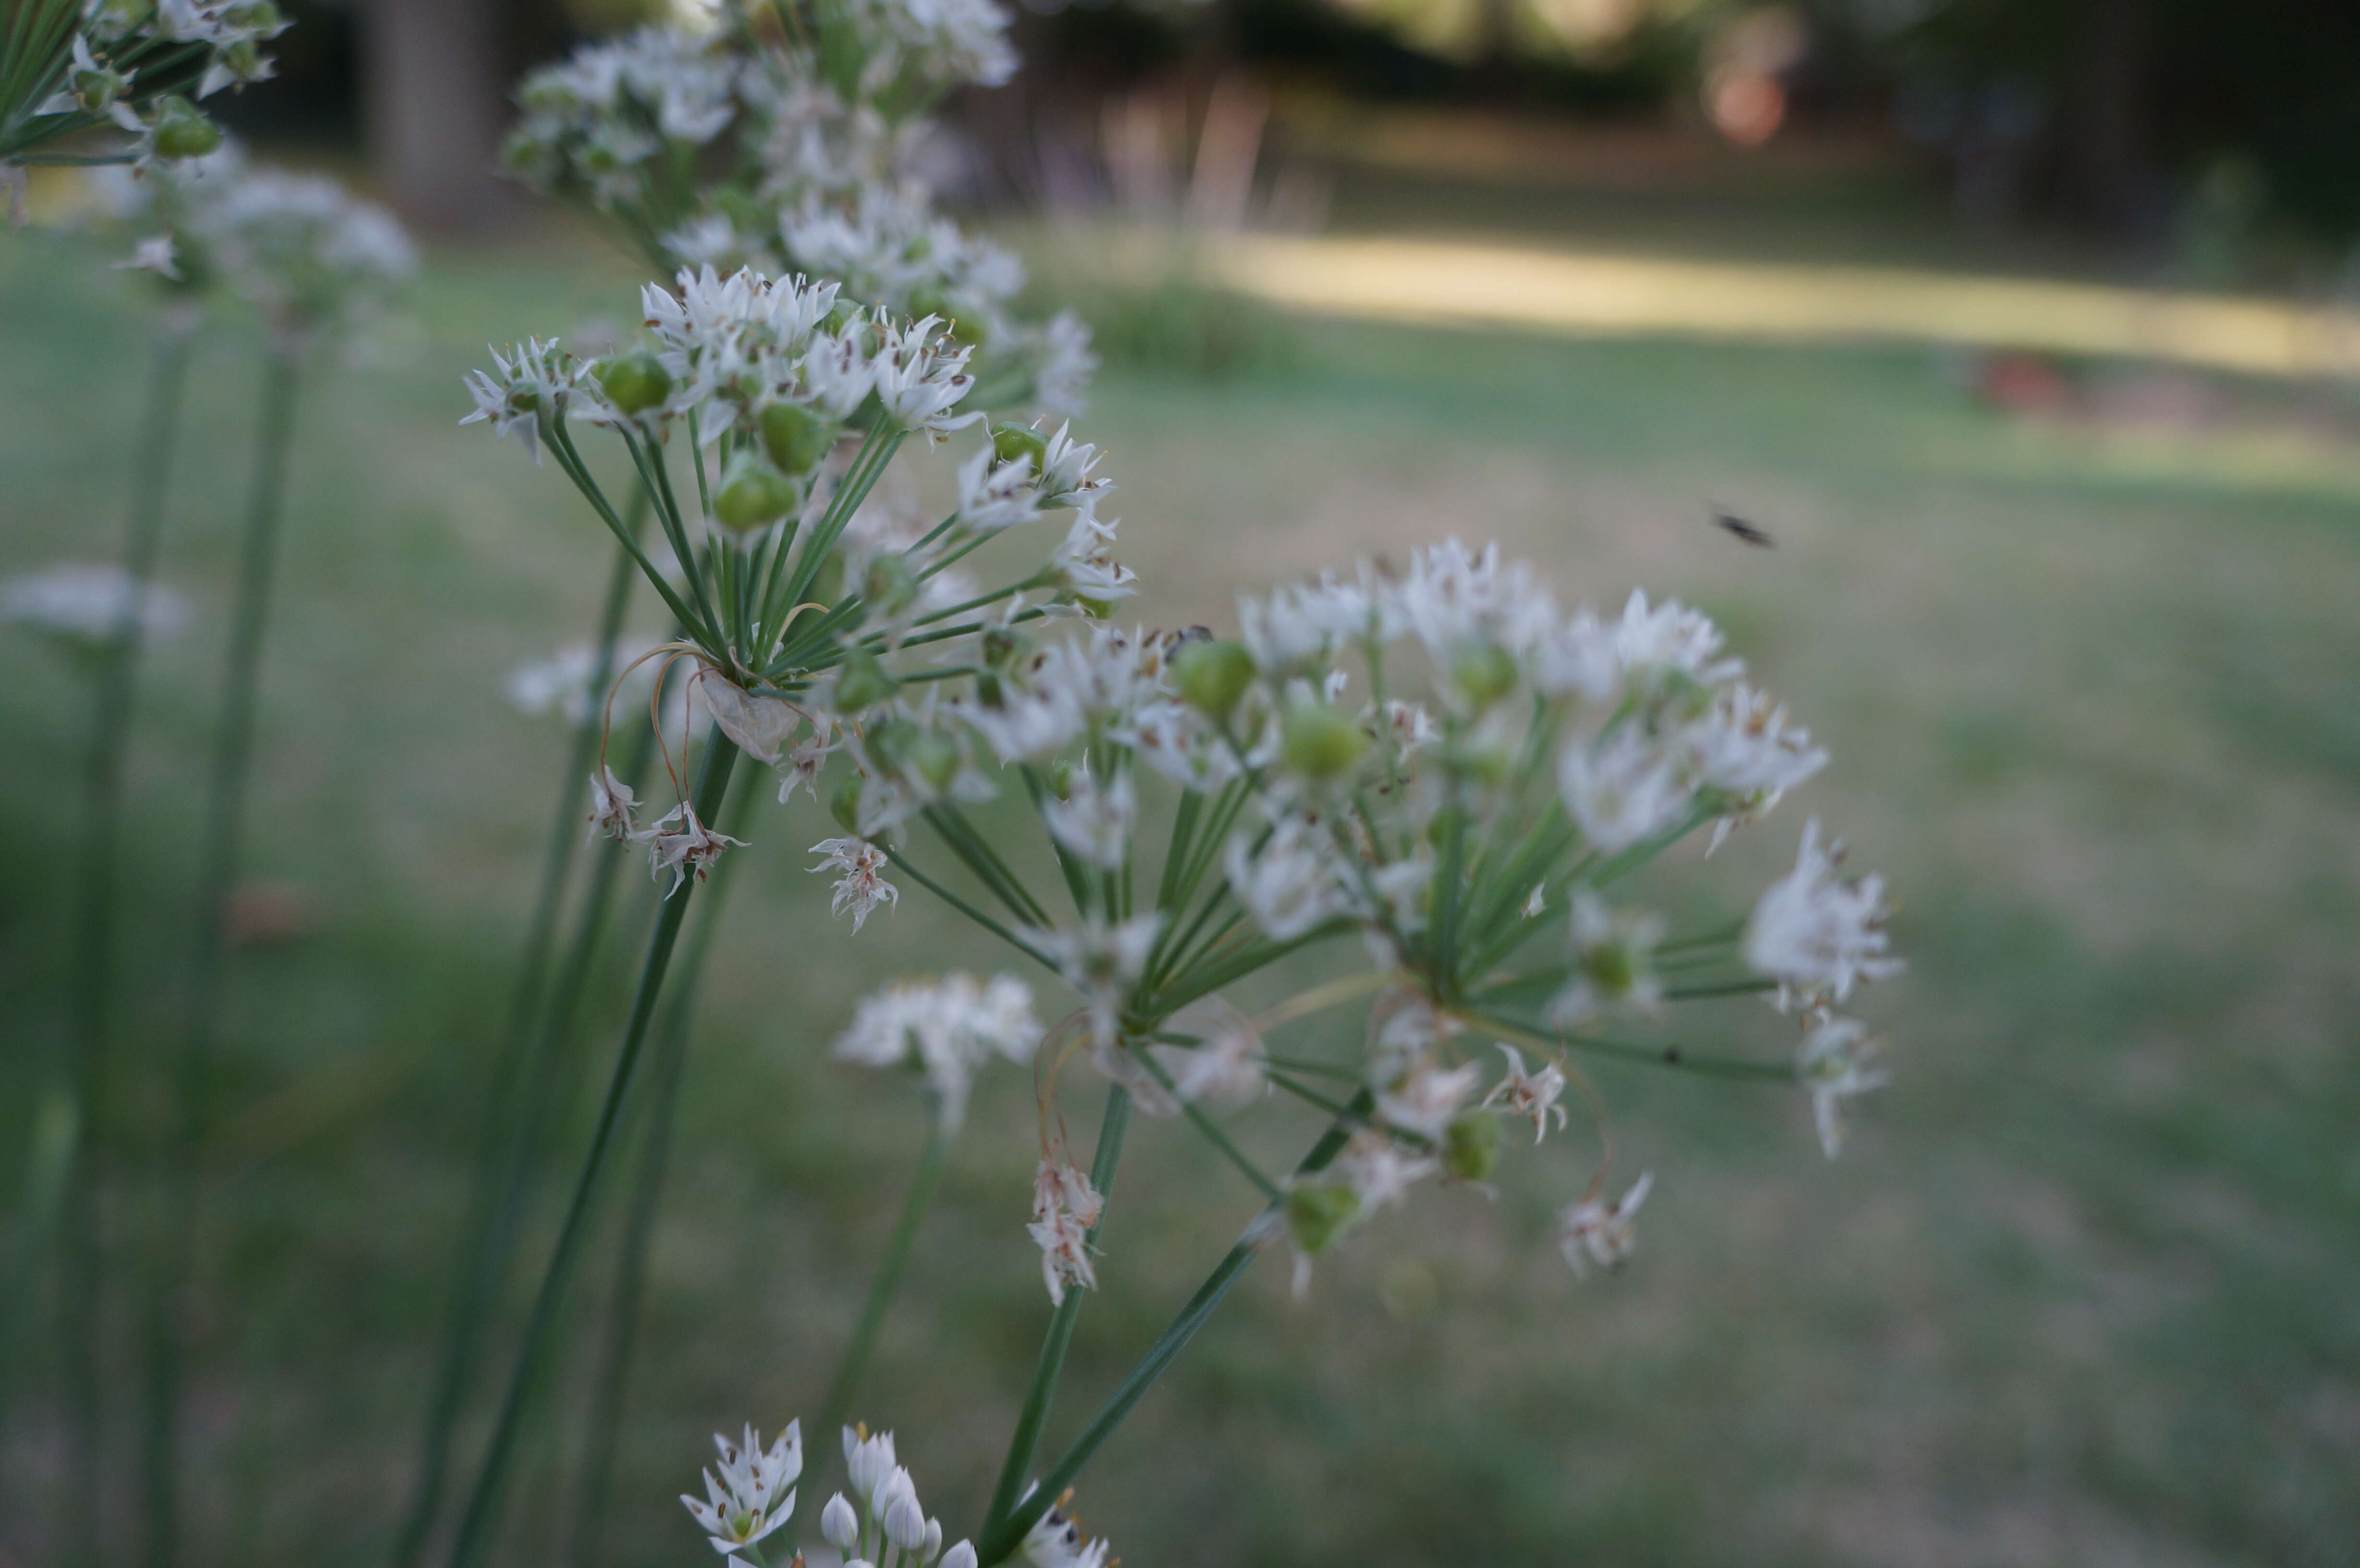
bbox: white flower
[678,1421,800,1557]
[1225,810,1356,942]
[955,443,1045,532]
[1686,682,1826,843]
[1048,511,1136,604]
[1744,819,1902,1009]
[1032,913,1161,1047]
[462,337,578,464]
[1022,1491,1112,1568]
[1040,766,1134,870]
[1375,1057,1481,1141]
[1558,725,1692,853]
[646,800,747,895]
[1150,1022,1266,1108]
[1028,1159,1105,1306]
[1559,1172,1652,1278]
[1481,1043,1569,1144]
[1613,588,1742,687]
[1337,1128,1438,1212]
[831,972,1040,1129]
[116,234,182,281]
[1548,894,1665,1026]
[1236,565,1388,671]
[811,836,900,932]
[586,766,641,843]
[1,564,189,656]
[870,314,977,436]
[1031,310,1098,416]
[1390,538,1555,667]
[1796,1015,1887,1159]
[506,639,661,728]
[842,1425,899,1507]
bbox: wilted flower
[1559,1172,1653,1278]
[811,835,900,931]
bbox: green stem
[979,1086,1131,1536]
[56,320,190,1568]
[442,736,743,1568]
[976,1092,1375,1564]
[571,769,762,1567]
[797,1110,955,1521]
[144,352,299,1568]
[389,515,647,1568]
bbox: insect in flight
[1711,510,1775,548]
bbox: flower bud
[760,401,836,475]
[830,775,863,834]
[713,463,798,533]
[151,98,221,160]
[1172,639,1254,720]
[832,650,898,711]
[862,553,918,619]
[1280,698,1368,781]
[883,1493,926,1550]
[821,1493,859,1549]
[595,352,671,416]
[1452,643,1520,710]
[940,1544,978,1568]
[989,420,1047,473]
[1284,1182,1360,1256]
[1442,1111,1504,1182]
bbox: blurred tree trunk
[2059,0,2153,234]
[363,0,510,233]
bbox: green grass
[3,218,2359,1568]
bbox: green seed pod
[830,775,863,834]
[1447,733,1515,789]
[1442,1112,1504,1183]
[713,464,798,533]
[1580,940,1636,998]
[1172,639,1255,720]
[759,402,836,476]
[833,650,898,711]
[990,420,1048,472]
[595,352,671,416]
[1452,643,1521,710]
[1044,758,1075,801]
[1073,596,1114,621]
[1285,1182,1361,1256]
[151,98,221,160]
[904,731,961,793]
[1424,803,1472,851]
[1281,698,1369,781]
[863,553,918,618]
[981,626,1025,669]
[226,0,282,28]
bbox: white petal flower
[1028,1159,1105,1306]
[646,800,748,895]
[1,564,189,656]
[1337,1128,1438,1212]
[1032,913,1161,1047]
[1744,819,1902,1009]
[1481,1043,1569,1144]
[462,337,578,464]
[1022,1490,1113,1568]
[1559,1172,1652,1278]
[1558,725,1693,853]
[1040,766,1135,870]
[831,972,1041,1129]
[1796,1014,1887,1158]
[677,1421,800,1557]
[1375,1058,1481,1141]
[811,836,900,931]
[1225,810,1356,942]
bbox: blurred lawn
[4,215,2360,1568]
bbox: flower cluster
[1,563,189,663]
[498,0,1089,416]
[832,970,1040,1128]
[5,0,292,183]
[819,1426,982,1568]
[679,1422,801,1558]
[92,142,414,352]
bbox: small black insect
[1712,510,1775,548]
